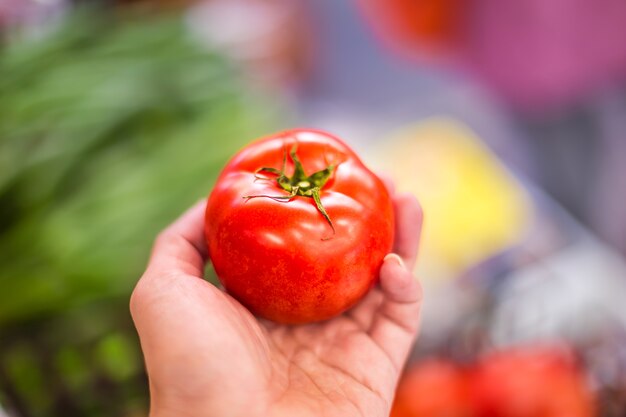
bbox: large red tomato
[205,129,394,324]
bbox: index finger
[146,199,208,277]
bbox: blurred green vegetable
[0,7,282,417]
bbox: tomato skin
[205,129,394,324]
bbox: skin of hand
[130,182,423,417]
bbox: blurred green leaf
[94,333,139,382]
[54,347,90,391]
[3,344,53,414]
[0,8,282,328]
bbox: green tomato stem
[243,145,336,237]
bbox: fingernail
[384,253,405,269]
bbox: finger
[147,199,208,277]
[393,193,422,270]
[368,254,422,372]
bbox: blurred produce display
[356,0,626,111]
[2,2,626,417]
[0,8,281,417]
[392,344,596,417]
[372,118,626,416]
[351,0,626,260]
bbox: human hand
[130,183,422,417]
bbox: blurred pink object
[461,0,626,111]
[357,0,626,111]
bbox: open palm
[131,187,422,417]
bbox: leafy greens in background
[0,9,280,327]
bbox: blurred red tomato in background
[356,0,462,56]
[391,359,473,417]
[471,346,596,417]
[393,346,596,417]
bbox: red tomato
[356,0,462,57]
[391,359,474,417]
[470,346,596,417]
[205,129,394,324]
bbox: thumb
[368,253,422,371]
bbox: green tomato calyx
[243,144,336,238]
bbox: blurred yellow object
[377,118,532,280]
